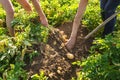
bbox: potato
[0,19,3,24]
[57,70,61,74]
[66,53,74,59]
[62,35,67,39]
[53,41,57,45]
[58,67,62,70]
[59,31,64,35]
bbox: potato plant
[0,6,48,80]
[1,0,120,79]
[73,31,120,80]
[31,71,48,80]
[41,0,79,26]
[82,0,102,36]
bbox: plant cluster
[82,0,102,36]
[0,0,79,79]
[73,31,120,80]
[1,0,120,79]
[31,70,48,80]
[41,0,79,26]
[0,9,48,79]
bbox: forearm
[31,0,45,17]
[71,0,88,37]
[74,0,88,24]
[16,0,32,11]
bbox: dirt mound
[25,22,93,80]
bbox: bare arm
[31,0,44,17]
[0,0,15,36]
[16,0,32,12]
[31,0,48,26]
[66,0,88,50]
[71,0,88,37]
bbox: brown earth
[25,22,94,80]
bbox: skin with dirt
[24,22,93,80]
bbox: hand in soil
[65,37,76,50]
[40,16,49,27]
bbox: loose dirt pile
[25,22,93,80]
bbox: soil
[24,22,94,80]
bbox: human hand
[40,16,49,27]
[65,37,76,50]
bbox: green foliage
[2,0,120,80]
[0,36,28,79]
[41,0,78,26]
[116,17,120,31]
[0,6,6,28]
[2,62,27,80]
[12,11,49,43]
[0,6,5,19]
[73,31,120,80]
[11,0,23,12]
[0,27,6,35]
[115,5,120,31]
[82,0,102,35]
[31,70,48,80]
[0,9,49,79]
